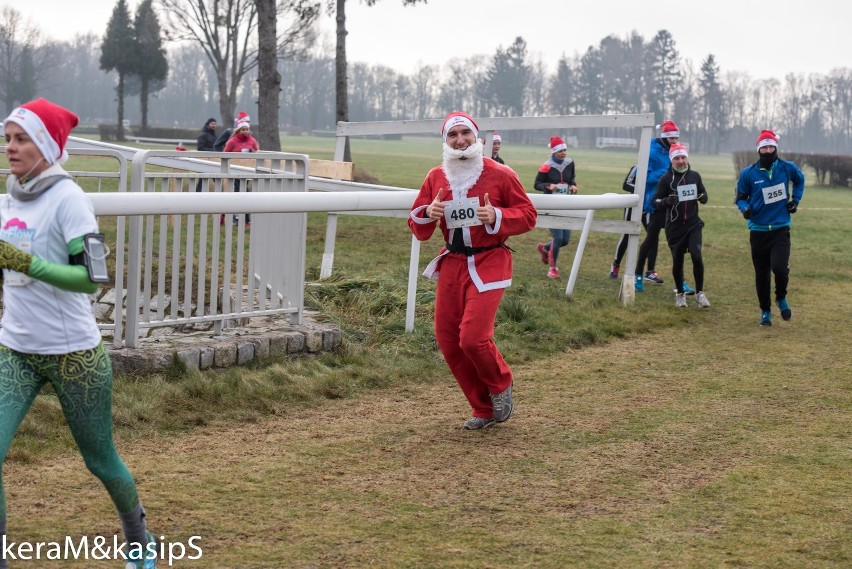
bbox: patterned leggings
[0,344,139,517]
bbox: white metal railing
[39,142,311,348]
[90,190,639,335]
[121,150,308,348]
[1,128,647,348]
[0,146,131,347]
[596,137,638,149]
[331,114,655,303]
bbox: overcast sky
[14,0,852,80]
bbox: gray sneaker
[675,292,688,308]
[463,416,496,430]
[696,291,710,309]
[491,385,514,423]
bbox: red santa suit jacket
[408,158,537,292]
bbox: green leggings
[0,344,139,517]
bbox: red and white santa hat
[442,111,478,142]
[658,120,680,139]
[4,98,78,165]
[492,132,502,142]
[756,129,779,150]
[669,143,688,159]
[549,136,567,154]
[234,111,251,131]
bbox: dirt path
[6,281,851,568]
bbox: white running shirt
[0,178,101,354]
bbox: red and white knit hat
[235,111,250,131]
[4,98,78,165]
[756,129,779,150]
[658,120,680,139]
[549,136,567,153]
[442,111,478,142]
[669,143,688,159]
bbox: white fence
[596,137,637,149]
[331,114,656,303]
[3,143,309,348]
[1,118,650,346]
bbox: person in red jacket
[408,111,537,430]
[533,136,579,279]
[223,112,258,226]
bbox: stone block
[251,337,270,360]
[268,334,288,356]
[323,328,342,351]
[236,341,255,365]
[175,348,200,370]
[199,347,215,370]
[284,331,305,353]
[304,330,323,353]
[214,343,237,367]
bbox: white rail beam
[88,191,639,216]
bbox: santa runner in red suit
[408,112,537,430]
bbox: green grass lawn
[4,136,851,567]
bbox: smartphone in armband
[83,233,110,283]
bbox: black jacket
[533,157,577,194]
[653,167,708,229]
[213,128,232,152]
[197,126,217,151]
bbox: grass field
[4,137,851,567]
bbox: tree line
[1,4,850,154]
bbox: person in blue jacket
[735,129,805,327]
[631,120,693,293]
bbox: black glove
[668,194,678,205]
[787,200,798,214]
[742,208,751,220]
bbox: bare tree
[0,7,53,113]
[327,0,426,161]
[255,0,280,149]
[158,0,317,127]
[255,0,320,150]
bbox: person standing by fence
[408,111,537,430]
[735,129,805,327]
[490,132,504,164]
[195,117,217,192]
[534,136,579,279]
[0,98,158,568]
[223,112,258,226]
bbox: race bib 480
[444,197,482,229]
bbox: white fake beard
[441,140,484,195]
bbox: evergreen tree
[645,29,682,121]
[133,0,168,133]
[699,54,726,153]
[482,36,530,117]
[548,56,575,115]
[100,0,136,140]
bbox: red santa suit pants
[434,253,513,418]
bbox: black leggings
[612,207,635,265]
[635,209,665,275]
[668,225,704,293]
[750,227,791,311]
